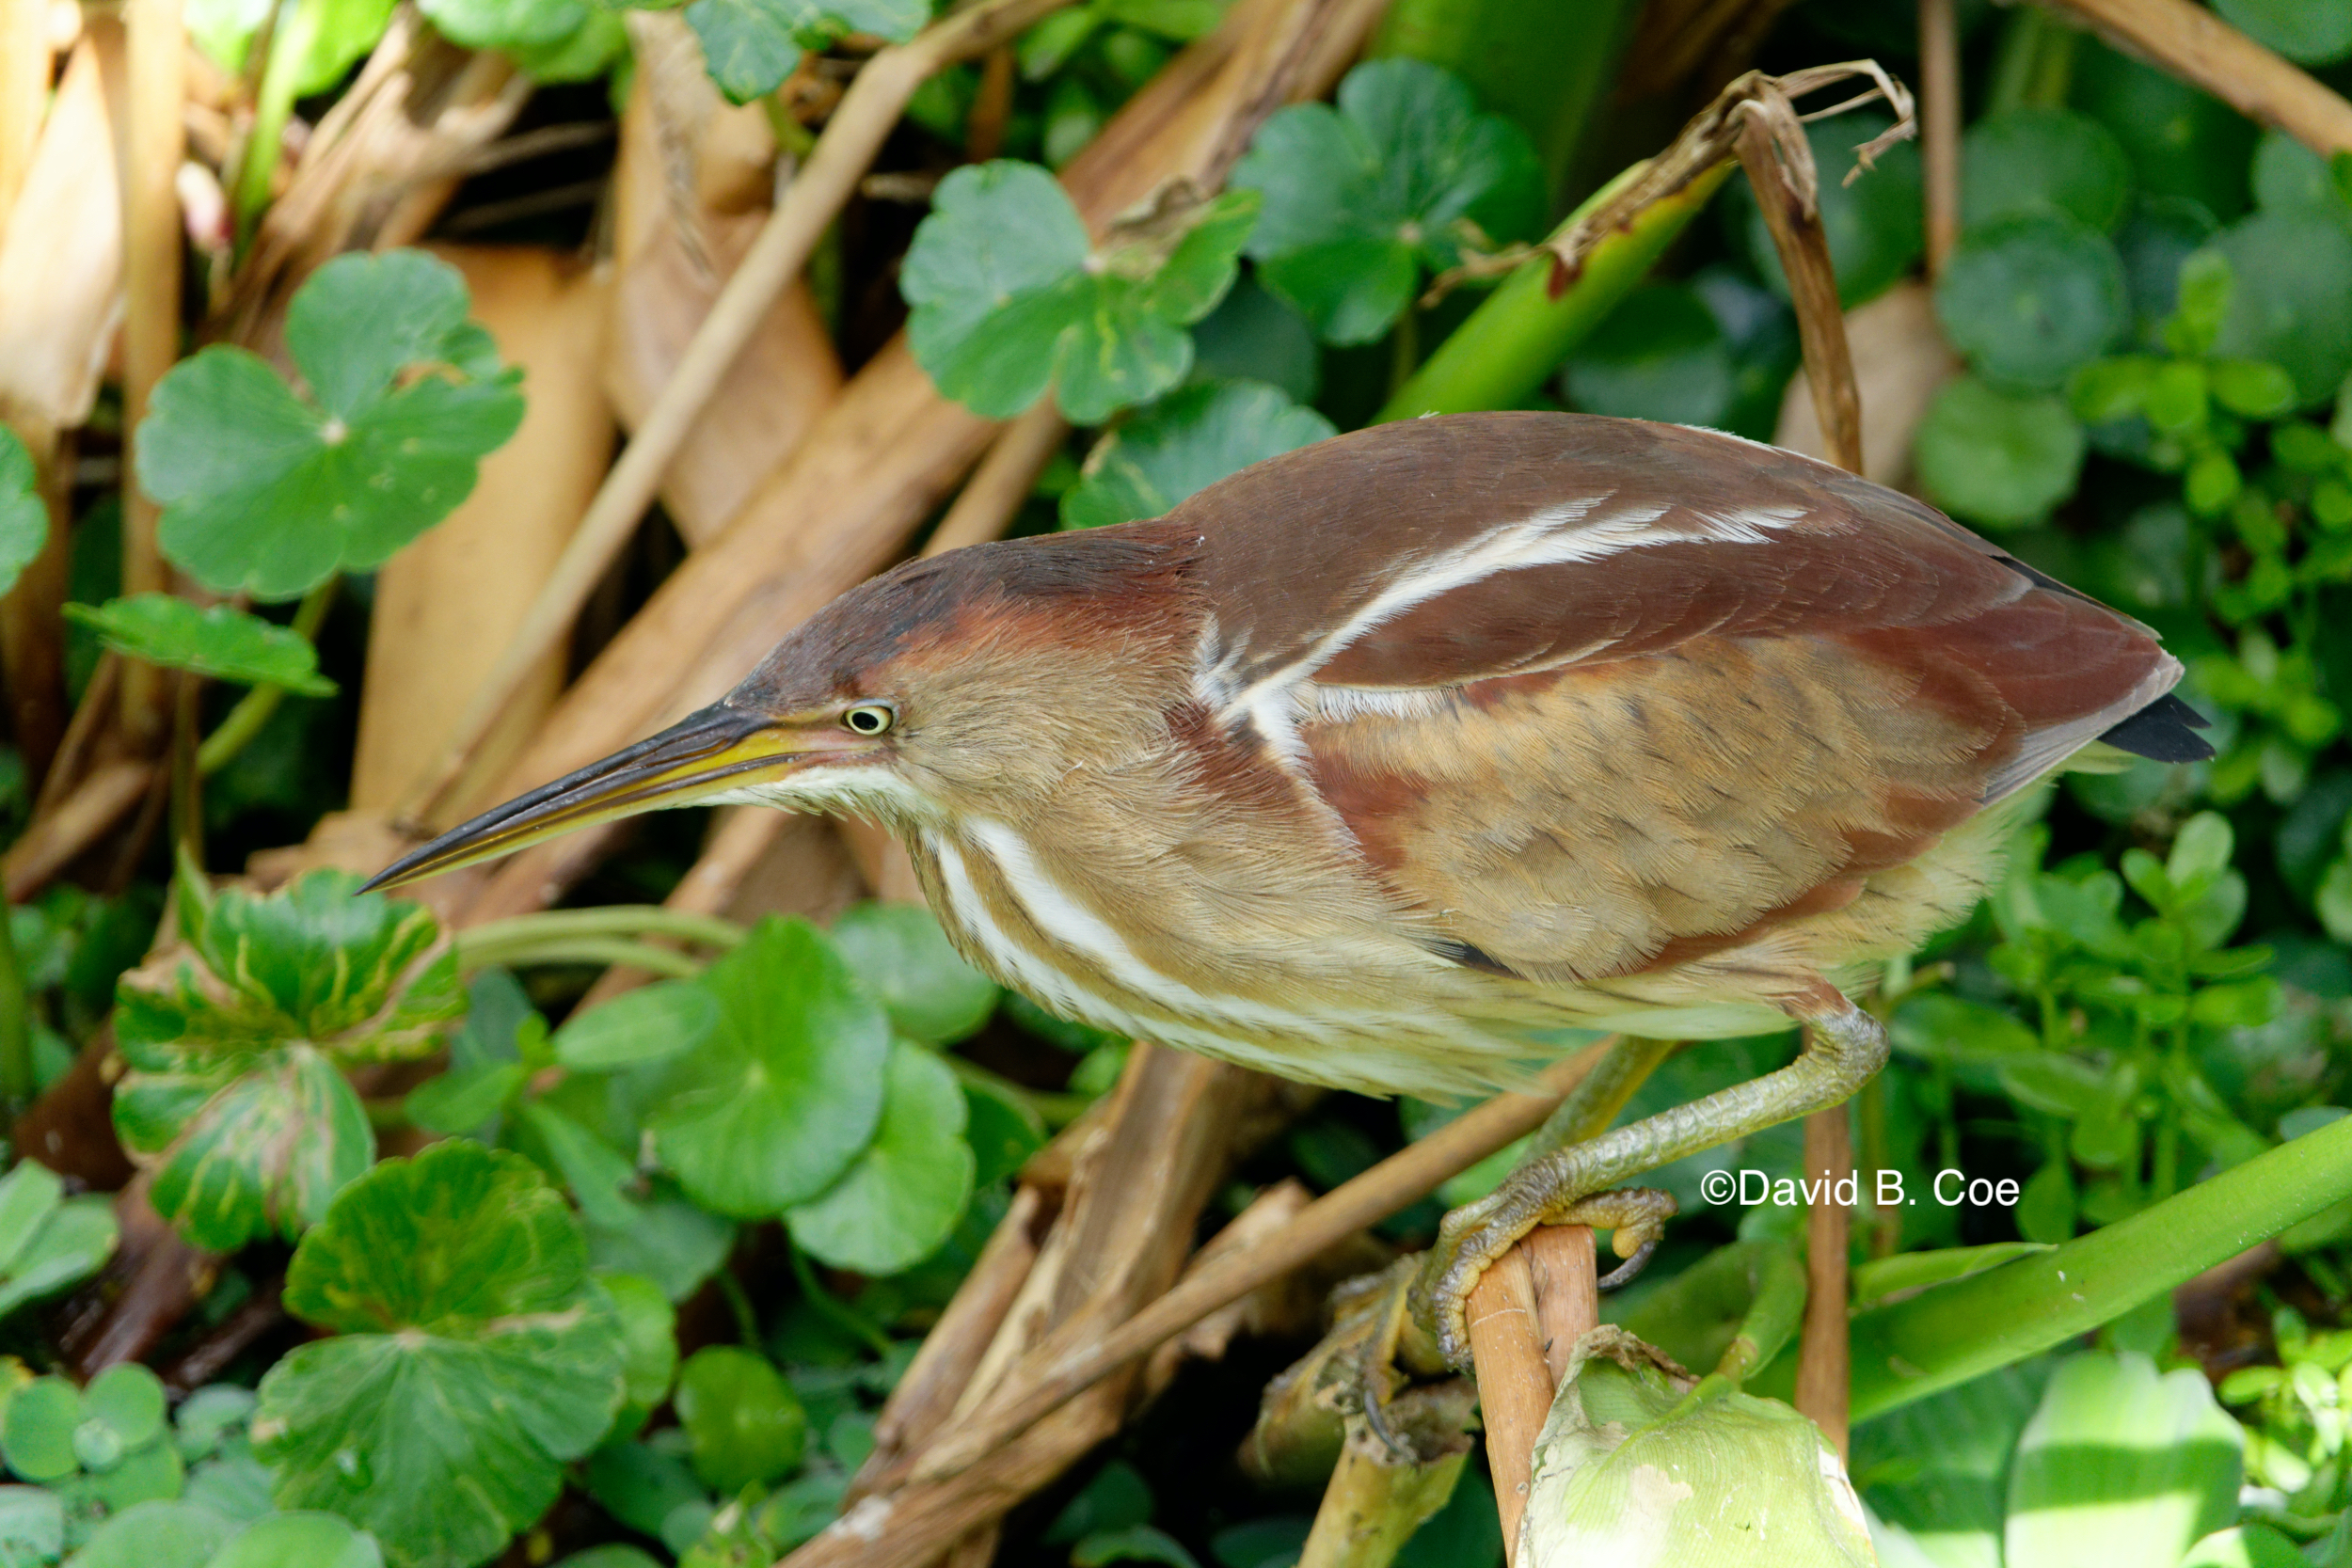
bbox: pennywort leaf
[827,903,997,1047]
[254,1143,626,1568]
[786,1043,975,1275]
[0,427,44,601]
[645,917,891,1216]
[904,161,1259,422]
[137,250,522,601]
[1936,214,2128,391]
[685,0,928,103]
[1061,381,1335,531]
[0,1160,117,1319]
[1915,374,2086,529]
[416,0,625,83]
[65,596,336,697]
[1232,59,1543,345]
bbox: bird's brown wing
[1164,412,2180,983]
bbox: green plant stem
[234,0,321,243]
[0,898,30,1105]
[716,1266,762,1347]
[1375,159,1732,422]
[789,1239,894,1358]
[1754,1114,2352,1421]
[197,578,338,777]
[451,936,710,979]
[458,906,747,972]
[1985,6,2079,117]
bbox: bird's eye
[843,704,894,736]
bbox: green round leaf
[420,0,587,50]
[90,1438,184,1511]
[402,1060,527,1136]
[211,1513,386,1568]
[1233,58,1544,343]
[1561,283,1736,427]
[581,1184,736,1304]
[600,1273,678,1437]
[647,918,891,1217]
[85,1365,167,1452]
[552,981,719,1072]
[2115,197,2219,341]
[259,1143,625,1568]
[674,1346,807,1493]
[828,903,998,1046]
[1937,213,2127,389]
[962,1079,1046,1189]
[2071,40,2253,218]
[2199,210,2352,406]
[685,0,927,103]
[0,1161,62,1275]
[0,427,45,602]
[2252,129,2349,215]
[64,596,336,696]
[1732,110,1922,308]
[1962,106,2132,231]
[0,1191,112,1319]
[2214,0,2352,63]
[67,1500,233,1568]
[1,1378,81,1482]
[139,250,521,601]
[1915,374,2086,529]
[0,1485,61,1562]
[1060,381,1335,531]
[787,1043,976,1275]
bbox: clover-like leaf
[137,250,522,601]
[65,596,336,696]
[827,903,998,1046]
[905,162,1259,422]
[0,1160,117,1319]
[1232,59,1542,344]
[645,918,890,1217]
[685,0,928,103]
[112,869,463,1251]
[1937,213,2127,391]
[1060,381,1335,531]
[0,427,44,601]
[1961,106,2132,232]
[1915,374,2085,530]
[254,1143,626,1568]
[787,1043,975,1275]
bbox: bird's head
[362,528,1192,894]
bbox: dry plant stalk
[912,1042,1610,1483]
[0,0,43,227]
[1798,1100,1854,1457]
[4,761,154,901]
[1772,281,1959,486]
[1918,0,1959,275]
[1459,1226,1599,1567]
[2042,0,2352,155]
[449,0,1391,927]
[118,0,185,746]
[604,12,844,548]
[1296,1385,1477,1568]
[349,246,613,816]
[403,0,1078,824]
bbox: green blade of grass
[1375,158,1732,423]
[1751,1114,2352,1420]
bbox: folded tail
[2096,691,2215,764]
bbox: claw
[1416,1184,1678,1370]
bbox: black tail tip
[2099,691,2216,764]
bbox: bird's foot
[1412,1181,1677,1371]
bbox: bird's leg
[1414,981,1887,1370]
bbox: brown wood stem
[2040,0,2352,156]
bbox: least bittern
[369,412,2209,1365]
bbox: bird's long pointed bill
[361,703,818,892]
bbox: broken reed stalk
[119,0,184,748]
[911,1043,1610,1483]
[2041,0,2352,156]
[1467,1227,1597,1567]
[1917,0,1959,276]
[4,762,155,902]
[400,0,1079,825]
[1731,76,1877,1453]
[1797,1098,1854,1457]
[450,0,1391,927]
[1297,1386,1477,1568]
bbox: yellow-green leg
[1416,987,1887,1370]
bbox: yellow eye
[843,704,894,736]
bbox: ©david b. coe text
[1698,1168,2023,1208]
